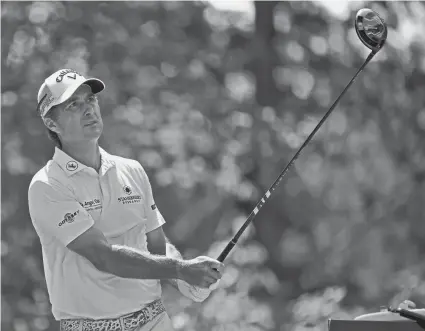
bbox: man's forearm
[144,229,184,287]
[101,244,185,280]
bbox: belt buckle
[145,305,154,320]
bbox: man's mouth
[84,120,98,127]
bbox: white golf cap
[37,69,105,118]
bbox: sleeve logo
[58,210,79,227]
[151,204,157,210]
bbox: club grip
[398,309,425,325]
[217,240,236,262]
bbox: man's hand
[398,300,416,309]
[178,256,224,288]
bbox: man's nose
[83,105,95,117]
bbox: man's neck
[61,140,102,172]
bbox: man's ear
[43,117,60,133]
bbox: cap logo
[56,69,82,83]
[66,161,78,171]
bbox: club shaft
[217,52,375,263]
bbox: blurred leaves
[3,1,425,330]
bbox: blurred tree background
[3,1,425,330]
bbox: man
[28,69,224,331]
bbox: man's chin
[83,126,103,138]
[85,133,103,141]
[77,132,102,143]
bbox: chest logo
[80,198,102,211]
[118,185,141,205]
[123,185,132,195]
[66,161,78,171]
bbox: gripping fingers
[207,267,222,280]
[212,262,225,274]
[201,278,221,290]
[209,279,221,290]
[201,276,217,288]
[208,271,220,281]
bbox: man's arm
[67,226,223,287]
[68,226,183,280]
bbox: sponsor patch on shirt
[117,185,141,205]
[117,195,142,205]
[80,198,102,211]
[58,210,79,227]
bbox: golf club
[216,8,388,263]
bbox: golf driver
[216,8,388,263]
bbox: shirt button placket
[98,171,110,211]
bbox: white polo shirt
[28,147,166,320]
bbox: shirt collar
[53,147,115,176]
[99,147,116,173]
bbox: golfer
[28,69,224,331]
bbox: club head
[355,8,387,53]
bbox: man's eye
[66,102,78,110]
[88,95,97,102]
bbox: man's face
[47,84,103,144]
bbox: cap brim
[55,78,105,106]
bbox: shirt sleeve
[28,180,95,246]
[135,163,166,232]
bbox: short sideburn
[42,106,62,149]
